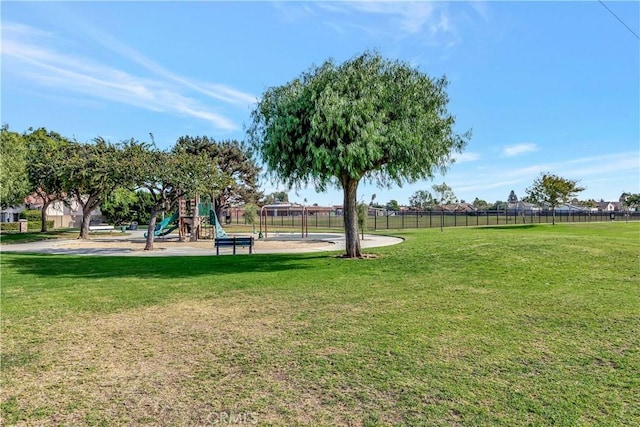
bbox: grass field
[0,229,79,245]
[1,223,639,425]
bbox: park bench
[88,225,115,233]
[215,236,254,255]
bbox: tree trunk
[342,176,362,258]
[77,194,98,239]
[145,206,158,251]
[79,205,92,239]
[214,196,225,226]
[190,194,200,242]
[40,201,50,232]
[552,206,556,225]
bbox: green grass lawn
[1,223,639,425]
[0,229,79,245]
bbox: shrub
[0,220,55,232]
[1,222,19,232]
[19,209,42,222]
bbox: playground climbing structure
[178,194,227,241]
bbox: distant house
[555,203,585,213]
[0,194,104,227]
[0,206,21,223]
[597,202,621,212]
[367,207,387,216]
[508,201,541,214]
[436,202,477,213]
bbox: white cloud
[347,2,437,35]
[453,152,480,163]
[1,22,253,131]
[312,1,457,45]
[440,150,639,202]
[502,143,538,157]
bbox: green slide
[144,212,179,238]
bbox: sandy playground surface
[56,236,333,252]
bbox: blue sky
[2,1,638,206]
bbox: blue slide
[144,212,179,238]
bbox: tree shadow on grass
[478,224,540,230]
[1,252,327,280]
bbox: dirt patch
[2,298,352,425]
[56,238,333,251]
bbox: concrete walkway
[1,231,403,257]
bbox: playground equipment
[141,194,227,241]
[178,194,227,241]
[259,204,309,239]
[144,212,179,238]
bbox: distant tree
[357,201,368,240]
[100,188,139,225]
[409,190,435,210]
[507,190,519,204]
[620,193,640,211]
[432,183,457,205]
[131,190,154,224]
[62,138,130,239]
[489,200,507,210]
[243,202,259,232]
[175,136,262,218]
[0,126,30,209]
[526,173,585,225]
[472,197,489,211]
[262,191,289,205]
[577,198,597,209]
[248,51,469,257]
[370,193,377,206]
[386,200,400,211]
[24,128,71,231]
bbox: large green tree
[62,138,130,239]
[0,126,30,209]
[24,128,71,231]
[175,136,262,218]
[248,51,469,257]
[126,141,229,250]
[100,187,140,226]
[526,173,585,225]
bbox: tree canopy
[24,128,71,231]
[175,136,262,217]
[526,173,585,224]
[62,137,131,239]
[620,192,640,211]
[125,140,229,250]
[0,126,30,209]
[248,51,470,257]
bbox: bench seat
[88,225,115,232]
[215,236,254,255]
